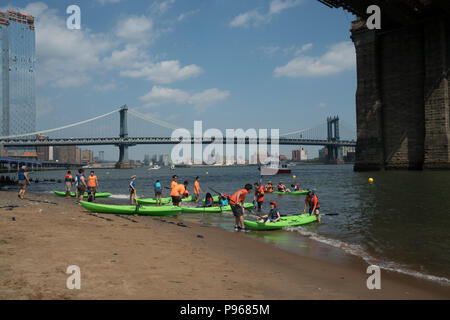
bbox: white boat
[258,160,291,176]
[148,165,161,170]
[170,164,175,170]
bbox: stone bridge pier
[320,0,450,170]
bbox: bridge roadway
[1,137,356,147]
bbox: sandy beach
[0,190,449,300]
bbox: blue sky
[2,0,357,160]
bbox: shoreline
[1,190,449,299]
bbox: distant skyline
[1,0,357,160]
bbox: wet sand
[0,191,449,299]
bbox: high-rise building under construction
[0,10,36,139]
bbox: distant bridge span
[1,137,357,148]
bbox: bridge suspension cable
[0,108,122,140]
[128,109,185,132]
[279,122,327,137]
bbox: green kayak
[80,201,181,216]
[272,190,309,195]
[136,195,195,205]
[244,213,318,231]
[181,202,254,213]
[53,191,111,198]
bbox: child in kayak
[219,195,229,207]
[278,182,290,192]
[257,201,281,223]
[204,192,214,207]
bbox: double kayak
[244,213,318,231]
[272,190,309,195]
[181,202,254,213]
[80,201,181,216]
[54,191,111,198]
[136,195,195,205]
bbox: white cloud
[115,15,154,41]
[230,10,266,28]
[139,86,230,112]
[274,42,355,78]
[6,2,114,88]
[120,60,203,84]
[269,0,302,15]
[151,0,176,15]
[177,9,200,22]
[259,42,312,57]
[140,86,191,107]
[188,88,230,112]
[230,0,302,28]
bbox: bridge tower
[116,105,133,169]
[326,116,342,162]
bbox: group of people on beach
[63,169,98,201]
[127,174,320,232]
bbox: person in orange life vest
[303,189,320,223]
[264,181,273,193]
[253,182,265,212]
[170,175,179,205]
[194,176,203,203]
[87,171,99,200]
[229,184,252,232]
[172,181,188,207]
[64,171,74,197]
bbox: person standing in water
[129,175,136,205]
[303,189,321,223]
[173,181,188,207]
[87,171,98,201]
[154,180,163,205]
[17,166,31,199]
[64,171,73,197]
[253,182,265,212]
[193,176,203,203]
[229,184,252,232]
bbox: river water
[2,164,450,284]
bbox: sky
[2,0,357,161]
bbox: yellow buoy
[293,175,296,179]
[206,172,209,175]
[368,178,374,184]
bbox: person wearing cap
[258,201,281,223]
[303,189,321,223]
[129,175,136,205]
